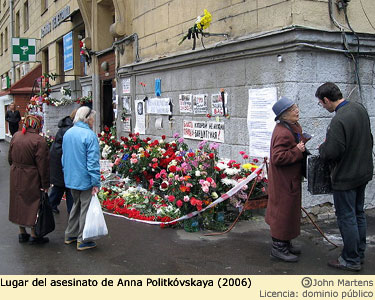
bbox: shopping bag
[307,155,333,195]
[35,192,55,237]
[82,193,108,241]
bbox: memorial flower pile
[98,129,267,224]
[98,182,179,225]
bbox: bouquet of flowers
[179,9,212,50]
[40,131,55,148]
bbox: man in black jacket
[5,103,21,136]
[316,82,373,272]
[49,110,76,214]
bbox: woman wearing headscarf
[265,97,309,262]
[8,113,50,244]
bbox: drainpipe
[10,0,15,85]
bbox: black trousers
[9,122,19,136]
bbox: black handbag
[307,155,333,195]
[35,192,55,237]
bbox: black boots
[271,240,299,262]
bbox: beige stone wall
[0,0,81,85]
[120,0,375,63]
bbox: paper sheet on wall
[122,96,131,114]
[211,93,228,116]
[122,117,131,132]
[193,94,208,114]
[183,120,224,143]
[247,87,277,158]
[147,98,171,114]
[122,78,131,94]
[179,94,193,113]
[134,100,146,134]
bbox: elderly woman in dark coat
[265,97,309,262]
[8,114,50,245]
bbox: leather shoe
[52,207,60,214]
[328,256,361,272]
[18,233,30,243]
[29,236,49,245]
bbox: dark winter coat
[265,122,307,241]
[50,116,73,187]
[5,110,21,124]
[319,101,373,190]
[8,129,50,227]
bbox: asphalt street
[0,140,374,275]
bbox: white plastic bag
[82,194,108,241]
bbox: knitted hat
[272,97,295,121]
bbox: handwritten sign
[147,98,171,115]
[179,94,193,113]
[183,120,224,143]
[193,94,208,115]
[211,93,228,116]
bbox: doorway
[102,79,114,129]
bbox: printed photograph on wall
[179,94,193,113]
[122,96,132,114]
[193,94,208,114]
[134,100,146,134]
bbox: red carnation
[162,135,166,140]
[169,165,177,173]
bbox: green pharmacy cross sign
[11,38,36,62]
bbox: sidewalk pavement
[0,140,374,275]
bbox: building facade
[77,0,375,210]
[1,0,375,210]
[0,0,85,138]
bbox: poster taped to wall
[122,78,131,94]
[183,120,224,143]
[179,94,193,113]
[147,98,171,114]
[211,93,228,116]
[122,96,131,114]
[247,87,277,158]
[122,117,131,132]
[134,100,146,134]
[193,94,208,114]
